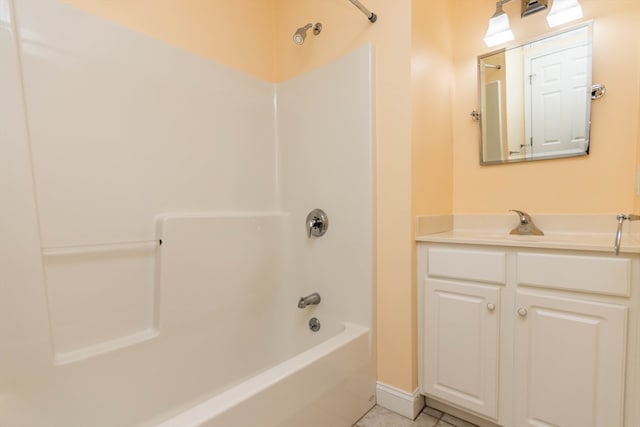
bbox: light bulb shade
[546,0,583,27]
[484,11,515,47]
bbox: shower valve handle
[306,209,328,238]
[308,217,322,237]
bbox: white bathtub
[154,322,374,427]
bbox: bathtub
[154,322,374,427]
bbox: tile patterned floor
[353,405,478,427]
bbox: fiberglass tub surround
[0,0,374,425]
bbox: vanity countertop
[416,230,640,254]
[415,214,640,254]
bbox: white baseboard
[375,382,425,420]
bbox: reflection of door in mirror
[524,27,590,158]
[478,23,592,165]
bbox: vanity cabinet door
[514,290,627,427]
[422,279,500,420]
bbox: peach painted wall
[453,0,640,214]
[636,37,640,212]
[412,1,454,217]
[410,0,455,393]
[64,0,277,81]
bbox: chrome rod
[347,0,377,22]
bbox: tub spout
[298,292,321,309]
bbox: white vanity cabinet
[420,247,506,420]
[513,290,626,427]
[418,242,638,427]
[423,279,501,419]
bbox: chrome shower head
[293,23,312,45]
[293,23,322,45]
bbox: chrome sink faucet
[298,292,321,309]
[510,210,544,236]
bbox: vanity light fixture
[521,0,548,17]
[484,0,584,47]
[484,0,515,47]
[546,0,583,27]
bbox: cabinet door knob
[487,303,496,311]
[517,307,528,317]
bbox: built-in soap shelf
[42,239,161,365]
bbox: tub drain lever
[614,213,640,255]
[309,317,321,332]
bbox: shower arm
[347,0,377,23]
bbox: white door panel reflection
[527,42,589,157]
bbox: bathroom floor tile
[440,413,478,427]
[353,405,478,427]
[423,406,444,419]
[353,405,439,427]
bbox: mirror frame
[478,22,593,165]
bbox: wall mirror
[478,22,593,165]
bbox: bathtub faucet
[298,292,321,309]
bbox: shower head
[293,23,312,45]
[293,23,322,45]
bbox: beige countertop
[415,214,640,254]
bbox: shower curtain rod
[347,0,377,23]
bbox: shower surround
[0,0,375,425]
